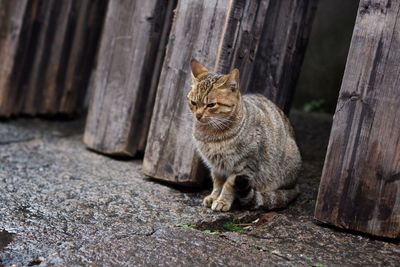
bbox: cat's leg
[253,186,300,210]
[203,173,225,207]
[230,174,300,210]
[234,175,254,206]
[211,174,236,212]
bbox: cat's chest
[196,140,240,171]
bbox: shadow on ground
[0,111,398,266]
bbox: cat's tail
[235,175,300,210]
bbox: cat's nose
[196,113,203,121]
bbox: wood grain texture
[245,0,318,114]
[215,0,270,89]
[143,0,318,185]
[143,0,231,185]
[0,0,107,117]
[315,0,400,238]
[83,0,176,156]
[0,0,28,115]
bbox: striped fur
[188,60,301,212]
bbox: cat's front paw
[203,195,216,207]
[211,199,231,212]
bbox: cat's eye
[207,103,216,108]
[191,100,197,106]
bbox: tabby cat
[187,59,302,212]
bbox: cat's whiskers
[212,116,234,128]
[210,120,224,130]
[213,117,234,125]
[207,117,232,131]
[210,121,225,130]
[212,115,234,122]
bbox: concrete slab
[0,113,398,266]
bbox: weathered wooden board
[245,0,318,114]
[0,0,107,117]
[215,0,270,90]
[143,0,318,185]
[83,0,176,156]
[143,0,232,185]
[315,0,400,238]
[0,0,28,115]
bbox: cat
[187,59,302,212]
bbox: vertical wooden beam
[83,0,176,156]
[245,0,318,114]
[143,0,318,185]
[22,0,74,114]
[215,0,271,88]
[0,0,28,116]
[143,0,232,185]
[315,0,400,238]
[0,0,107,117]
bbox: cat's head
[187,59,240,127]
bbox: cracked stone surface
[0,112,399,266]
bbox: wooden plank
[245,0,318,114]
[22,0,71,114]
[59,0,110,113]
[314,0,400,238]
[83,0,176,156]
[143,0,232,185]
[215,0,270,88]
[0,0,28,116]
[0,0,107,117]
[1,0,49,116]
[143,0,318,185]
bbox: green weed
[176,223,195,229]
[302,99,325,112]
[222,221,245,233]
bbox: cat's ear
[228,68,240,89]
[216,68,240,91]
[190,59,208,80]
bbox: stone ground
[0,112,399,267]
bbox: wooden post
[0,0,28,115]
[143,0,318,185]
[315,0,400,238]
[143,0,232,186]
[0,0,107,117]
[218,0,318,114]
[83,0,176,156]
